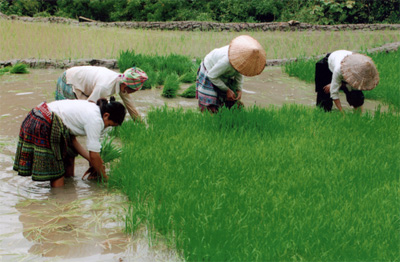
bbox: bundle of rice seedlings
[162,73,180,98]
[0,66,11,76]
[100,135,122,164]
[83,135,121,180]
[179,83,196,98]
[10,63,29,74]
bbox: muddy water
[0,68,385,261]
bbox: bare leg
[64,155,75,177]
[354,106,363,114]
[51,176,65,187]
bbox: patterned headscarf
[121,67,148,91]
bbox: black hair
[96,96,126,125]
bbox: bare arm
[120,92,142,122]
[89,151,108,181]
[333,99,344,112]
[71,136,90,161]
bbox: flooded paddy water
[0,67,386,261]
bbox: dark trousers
[315,54,364,112]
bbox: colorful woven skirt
[196,63,221,107]
[196,63,243,112]
[55,71,76,100]
[13,102,73,181]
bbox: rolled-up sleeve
[330,69,342,100]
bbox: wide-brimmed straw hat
[228,35,266,77]
[341,53,379,91]
[121,67,148,92]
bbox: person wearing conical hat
[315,50,379,112]
[196,35,266,113]
[55,66,148,121]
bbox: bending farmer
[55,66,147,121]
[315,50,379,112]
[196,35,266,113]
[13,97,126,187]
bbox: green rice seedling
[117,49,199,89]
[161,73,180,98]
[0,64,29,76]
[178,63,198,83]
[117,49,137,73]
[364,50,400,110]
[100,135,121,164]
[283,56,317,84]
[0,66,11,76]
[83,134,122,180]
[109,105,399,261]
[9,63,29,74]
[179,83,196,98]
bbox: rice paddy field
[1,18,399,261]
[0,19,399,60]
[110,106,399,261]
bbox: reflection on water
[0,136,180,261]
[15,178,130,258]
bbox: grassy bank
[109,105,399,261]
[1,20,399,61]
[283,50,400,110]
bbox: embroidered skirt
[55,71,76,100]
[13,102,74,181]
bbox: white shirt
[66,66,138,118]
[48,100,104,152]
[204,45,243,92]
[328,50,354,100]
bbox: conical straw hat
[228,35,266,77]
[341,53,379,91]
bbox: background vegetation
[1,0,399,24]
[109,105,399,261]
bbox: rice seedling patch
[117,49,200,91]
[108,105,400,261]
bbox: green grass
[108,105,399,261]
[283,50,400,110]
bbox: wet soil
[0,68,386,261]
